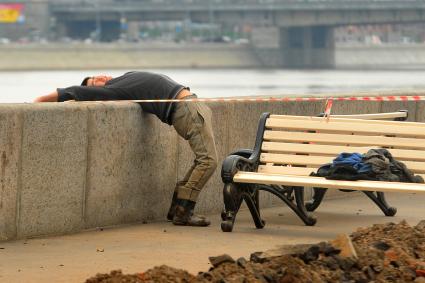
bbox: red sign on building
[0,3,25,23]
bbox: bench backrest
[258,115,425,180]
[328,112,407,120]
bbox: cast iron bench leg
[257,185,317,226]
[305,187,328,212]
[221,183,243,232]
[293,186,317,226]
[362,191,397,216]
[243,186,265,229]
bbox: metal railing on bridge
[51,0,425,12]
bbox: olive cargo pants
[171,96,218,202]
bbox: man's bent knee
[197,156,217,178]
[209,156,218,173]
[202,152,218,176]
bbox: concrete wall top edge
[0,102,141,110]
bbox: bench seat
[234,172,425,194]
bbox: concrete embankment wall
[2,43,425,70]
[336,44,425,69]
[0,99,424,241]
[0,43,260,70]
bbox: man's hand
[34,91,59,102]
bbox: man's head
[81,75,113,87]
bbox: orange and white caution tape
[72,94,425,119]
[333,95,425,102]
[104,95,425,104]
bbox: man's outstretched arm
[34,91,59,102]
[35,86,127,103]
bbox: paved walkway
[0,192,424,283]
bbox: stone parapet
[2,43,425,70]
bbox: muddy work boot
[172,199,210,227]
[166,192,178,221]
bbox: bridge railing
[51,0,425,11]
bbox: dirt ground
[84,220,425,283]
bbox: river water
[1,68,425,103]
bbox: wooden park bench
[220,111,425,232]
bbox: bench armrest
[229,149,254,159]
[221,154,257,183]
[221,113,270,183]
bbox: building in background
[0,0,50,42]
[1,0,425,45]
[335,24,425,45]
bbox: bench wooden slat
[260,153,425,173]
[270,114,421,126]
[234,172,425,193]
[257,165,425,180]
[264,131,425,150]
[327,112,408,120]
[266,118,425,137]
[258,165,316,175]
[262,142,425,162]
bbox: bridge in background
[50,0,425,68]
[52,0,425,26]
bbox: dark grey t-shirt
[57,71,187,124]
